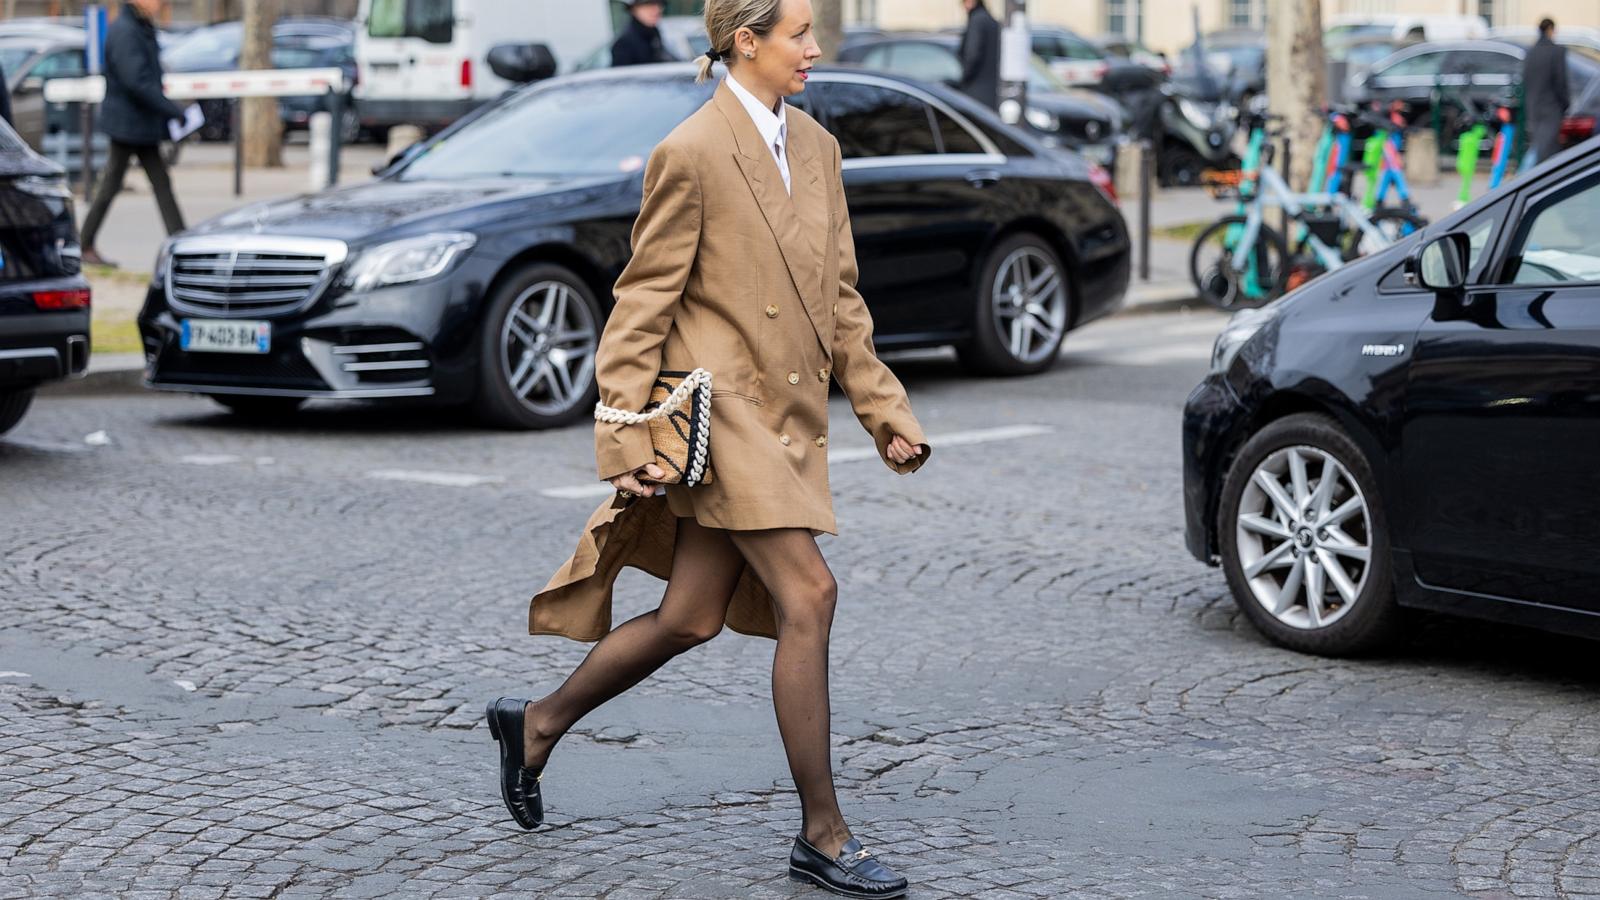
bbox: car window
[1381,200,1503,290]
[859,44,894,70]
[1505,175,1600,285]
[1379,50,1444,77]
[1031,35,1063,58]
[1450,50,1518,77]
[162,23,241,69]
[1060,35,1104,61]
[811,81,939,159]
[368,0,454,44]
[887,42,960,84]
[396,78,709,180]
[0,45,35,76]
[30,48,85,79]
[931,107,985,154]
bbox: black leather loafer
[485,697,544,829]
[788,834,908,898]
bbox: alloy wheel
[499,280,598,417]
[989,246,1067,366]
[1234,445,1373,630]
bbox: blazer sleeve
[827,136,931,475]
[592,138,703,482]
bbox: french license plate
[181,319,271,354]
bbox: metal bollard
[308,111,332,191]
[1138,139,1152,282]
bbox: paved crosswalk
[1060,308,1228,367]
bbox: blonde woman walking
[487,0,930,894]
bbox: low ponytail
[699,0,782,84]
[695,47,722,84]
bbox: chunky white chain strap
[593,368,713,486]
[593,367,713,424]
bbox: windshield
[0,43,40,76]
[397,77,712,181]
[1027,55,1069,92]
[162,22,240,69]
[368,0,453,43]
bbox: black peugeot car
[1184,134,1600,656]
[0,120,89,436]
[138,62,1129,427]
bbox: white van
[353,0,610,134]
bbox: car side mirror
[1405,231,1470,291]
[487,42,557,84]
[19,76,44,94]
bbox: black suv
[0,120,89,437]
[1184,134,1600,656]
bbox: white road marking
[84,430,112,446]
[0,671,31,678]
[180,454,243,466]
[173,680,197,692]
[365,469,505,488]
[536,424,1053,499]
[3,438,91,453]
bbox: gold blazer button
[814,435,827,447]
[780,433,791,445]
[816,368,829,382]
[787,371,799,385]
[766,304,779,318]
[832,303,838,315]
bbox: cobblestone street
[6,308,1600,899]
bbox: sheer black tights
[521,515,851,857]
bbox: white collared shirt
[724,73,790,195]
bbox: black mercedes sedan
[0,120,89,436]
[138,63,1130,427]
[1184,134,1600,656]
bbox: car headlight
[1024,106,1061,132]
[341,231,478,293]
[1209,305,1277,375]
[1177,97,1213,130]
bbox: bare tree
[814,0,841,64]
[240,0,282,168]
[1265,0,1325,191]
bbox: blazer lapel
[714,81,832,359]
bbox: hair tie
[704,48,722,63]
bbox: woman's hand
[608,462,667,497]
[886,434,924,466]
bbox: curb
[38,356,147,398]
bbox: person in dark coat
[79,0,187,267]
[611,0,670,67]
[956,0,1001,110]
[1521,18,1571,168]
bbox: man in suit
[1521,17,1570,168]
[957,0,1001,110]
[79,0,188,268]
[611,0,671,67]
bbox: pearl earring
[745,52,753,58]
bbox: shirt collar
[724,73,787,149]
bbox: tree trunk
[1265,0,1325,192]
[814,0,841,64]
[240,0,282,168]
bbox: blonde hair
[694,0,785,83]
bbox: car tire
[210,395,305,420]
[957,233,1071,377]
[1218,412,1402,656]
[0,387,36,436]
[1159,143,1207,187]
[472,262,602,430]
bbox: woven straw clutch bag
[593,367,715,487]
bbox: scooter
[1121,80,1238,187]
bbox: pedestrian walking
[78,0,187,268]
[956,0,1001,110]
[611,0,671,67]
[486,0,930,895]
[1520,17,1570,170]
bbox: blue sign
[84,5,107,76]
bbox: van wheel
[1218,413,1402,656]
[0,388,35,436]
[957,233,1070,376]
[473,262,601,429]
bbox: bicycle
[1190,108,1426,310]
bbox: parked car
[1350,39,1599,151]
[1176,29,1265,107]
[1325,13,1488,45]
[835,32,1126,167]
[1092,33,1170,75]
[0,32,106,179]
[137,63,1129,426]
[161,17,360,142]
[0,120,90,437]
[1184,134,1600,656]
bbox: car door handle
[965,169,1001,188]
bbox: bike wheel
[1190,215,1290,311]
[1343,208,1427,260]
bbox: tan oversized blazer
[528,77,932,642]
